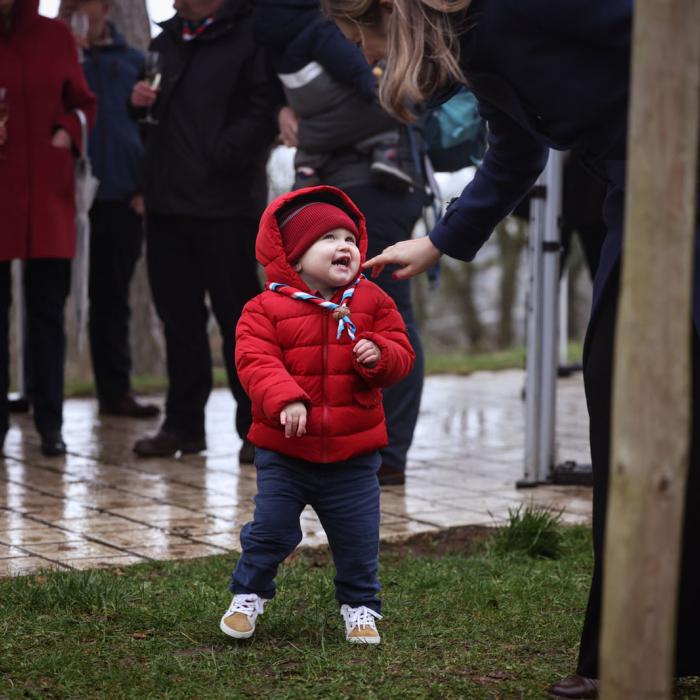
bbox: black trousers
[88,201,144,404]
[145,213,261,440]
[345,184,425,470]
[577,269,700,678]
[0,259,71,436]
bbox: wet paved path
[0,371,591,577]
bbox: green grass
[424,341,584,376]
[1,524,698,698]
[0,526,594,699]
[60,344,586,398]
[492,505,565,560]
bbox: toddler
[219,185,415,643]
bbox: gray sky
[39,0,174,31]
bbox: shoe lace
[228,594,264,617]
[343,605,382,630]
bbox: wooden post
[600,2,700,698]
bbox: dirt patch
[382,525,492,558]
[292,525,492,568]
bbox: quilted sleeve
[352,290,415,388]
[236,298,311,423]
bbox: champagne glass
[70,11,89,63]
[0,87,8,160]
[140,51,162,126]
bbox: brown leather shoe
[377,464,405,486]
[133,430,206,457]
[548,674,599,699]
[100,394,160,419]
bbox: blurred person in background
[322,0,700,696]
[129,0,277,462]
[0,0,96,456]
[59,0,160,419]
[255,0,425,486]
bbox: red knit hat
[279,202,359,262]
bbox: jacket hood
[4,0,39,34]
[253,0,322,47]
[257,186,368,291]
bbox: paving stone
[1,371,592,576]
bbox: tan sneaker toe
[225,612,253,632]
[347,625,380,644]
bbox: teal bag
[437,89,483,149]
[425,87,487,171]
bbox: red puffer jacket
[236,186,415,463]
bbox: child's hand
[353,339,381,368]
[280,401,307,438]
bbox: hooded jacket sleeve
[309,19,377,102]
[352,289,415,388]
[428,97,548,261]
[236,297,312,422]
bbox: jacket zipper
[321,311,330,462]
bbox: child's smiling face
[294,227,361,299]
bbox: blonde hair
[324,0,471,122]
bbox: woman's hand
[278,106,299,148]
[363,235,442,280]
[280,401,307,438]
[353,339,381,368]
[51,128,72,149]
[129,194,145,216]
[131,80,157,108]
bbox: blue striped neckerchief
[266,276,363,340]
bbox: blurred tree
[495,219,526,348]
[110,0,150,50]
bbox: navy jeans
[89,201,144,405]
[230,448,382,613]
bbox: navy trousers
[576,164,700,678]
[345,184,425,471]
[88,201,144,405]
[146,213,260,440]
[0,259,70,437]
[230,448,382,613]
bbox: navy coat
[428,0,644,318]
[82,24,144,202]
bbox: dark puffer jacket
[236,186,415,462]
[140,0,277,220]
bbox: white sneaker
[340,604,382,644]
[219,593,268,639]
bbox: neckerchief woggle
[267,276,363,340]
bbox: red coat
[236,186,415,463]
[0,0,96,261]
